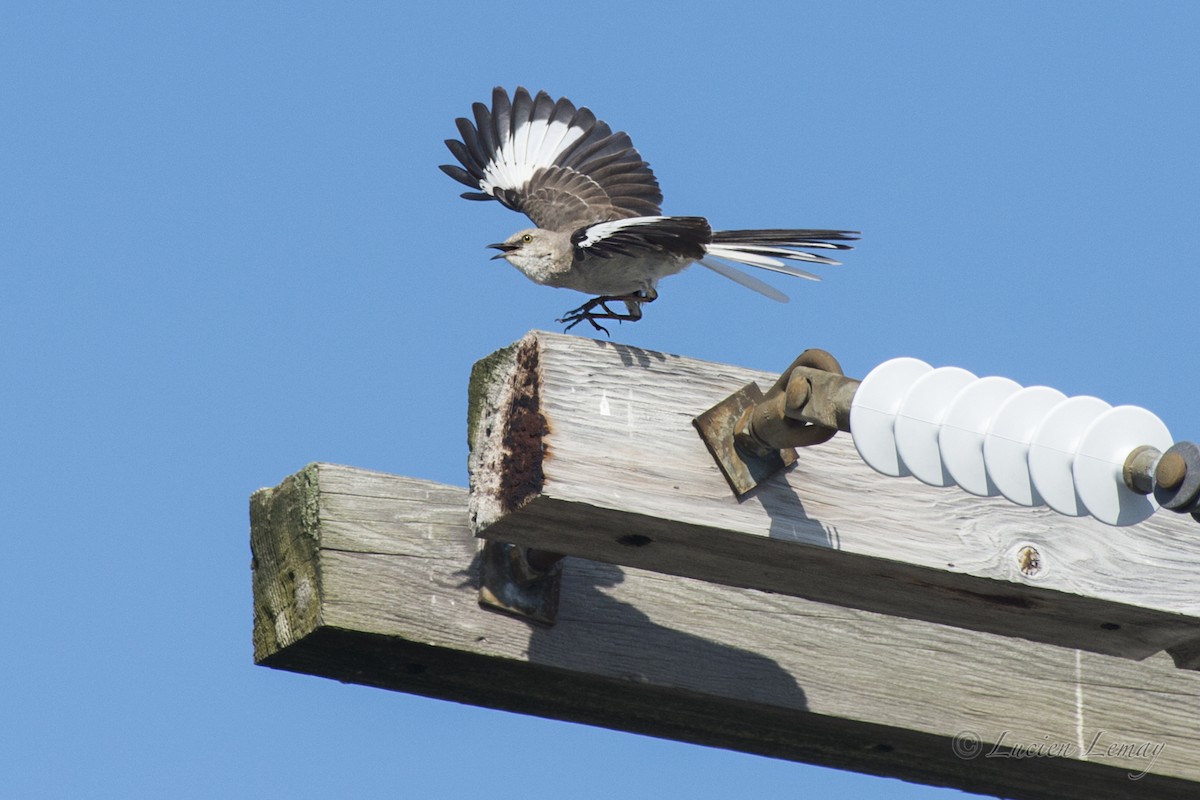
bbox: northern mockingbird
[441,87,857,333]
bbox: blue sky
[2,3,1197,797]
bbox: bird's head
[487,229,563,283]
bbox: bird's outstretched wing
[440,87,663,231]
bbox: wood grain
[468,331,1200,664]
[251,463,1200,798]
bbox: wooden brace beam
[250,463,1200,798]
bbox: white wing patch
[535,119,574,166]
[480,118,588,197]
[575,216,669,248]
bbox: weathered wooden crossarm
[468,331,1200,665]
[250,463,1200,798]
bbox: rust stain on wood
[499,338,550,513]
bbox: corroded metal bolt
[1123,445,1161,496]
[1157,451,1187,491]
[511,545,564,584]
[783,369,811,418]
[1154,442,1200,517]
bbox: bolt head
[1157,451,1187,491]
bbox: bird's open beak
[487,242,517,260]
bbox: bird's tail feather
[700,229,858,300]
[698,258,790,303]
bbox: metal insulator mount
[696,352,1198,528]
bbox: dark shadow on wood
[527,557,810,714]
[754,467,839,550]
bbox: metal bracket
[694,349,860,497]
[694,381,800,497]
[479,541,564,625]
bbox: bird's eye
[521,233,533,243]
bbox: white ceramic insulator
[1028,396,1112,517]
[894,366,978,487]
[1073,405,1173,526]
[939,376,1023,497]
[983,386,1068,507]
[850,357,932,477]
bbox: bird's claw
[557,293,652,336]
[558,313,612,336]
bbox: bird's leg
[558,290,657,336]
